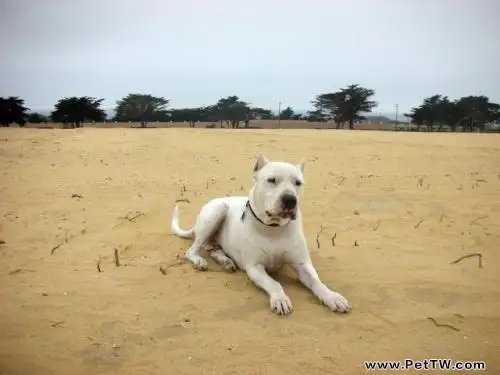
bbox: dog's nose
[281,194,297,210]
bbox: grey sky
[1,0,499,116]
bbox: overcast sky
[1,0,499,115]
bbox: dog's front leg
[246,264,293,315]
[291,262,351,313]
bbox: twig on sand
[71,193,83,199]
[331,233,336,247]
[175,199,191,203]
[114,248,121,267]
[96,257,102,272]
[316,225,324,249]
[51,320,65,328]
[180,184,187,197]
[414,220,423,229]
[450,253,483,268]
[125,212,144,222]
[427,317,460,331]
[354,240,359,247]
[469,216,488,227]
[159,265,168,275]
[50,243,63,255]
[337,176,346,186]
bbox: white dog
[171,154,351,315]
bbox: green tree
[113,93,169,127]
[405,95,500,132]
[250,107,274,120]
[51,97,106,128]
[27,112,49,124]
[312,84,377,129]
[212,96,251,128]
[455,96,500,132]
[279,106,294,120]
[306,109,327,122]
[170,107,211,127]
[0,96,29,127]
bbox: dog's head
[249,153,305,226]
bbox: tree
[405,95,448,131]
[169,107,211,127]
[27,112,49,124]
[279,106,294,120]
[405,95,500,132]
[113,93,169,127]
[51,97,106,128]
[212,96,251,128]
[454,96,500,132]
[312,84,377,129]
[249,107,274,120]
[306,109,327,122]
[0,96,29,127]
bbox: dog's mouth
[266,209,297,220]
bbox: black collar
[243,200,279,227]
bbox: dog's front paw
[270,293,293,315]
[189,256,208,271]
[320,290,351,313]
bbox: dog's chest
[253,239,289,271]
[262,252,286,272]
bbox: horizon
[1,0,499,115]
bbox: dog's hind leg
[185,200,229,271]
[209,246,237,272]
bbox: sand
[0,128,499,375]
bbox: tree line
[1,84,499,132]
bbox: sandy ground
[0,128,499,375]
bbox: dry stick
[331,233,336,247]
[96,257,102,272]
[337,176,346,186]
[316,225,324,249]
[51,320,65,328]
[427,317,460,332]
[414,220,423,229]
[126,212,144,222]
[175,198,191,203]
[450,253,483,268]
[114,248,121,267]
[470,215,488,227]
[50,243,63,255]
[159,265,168,275]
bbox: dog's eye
[267,177,277,184]
[295,180,302,187]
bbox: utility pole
[395,104,399,124]
[278,101,282,129]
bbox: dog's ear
[253,153,269,172]
[297,158,305,174]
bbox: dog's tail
[171,204,195,239]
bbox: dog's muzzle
[277,193,298,220]
[266,209,297,221]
